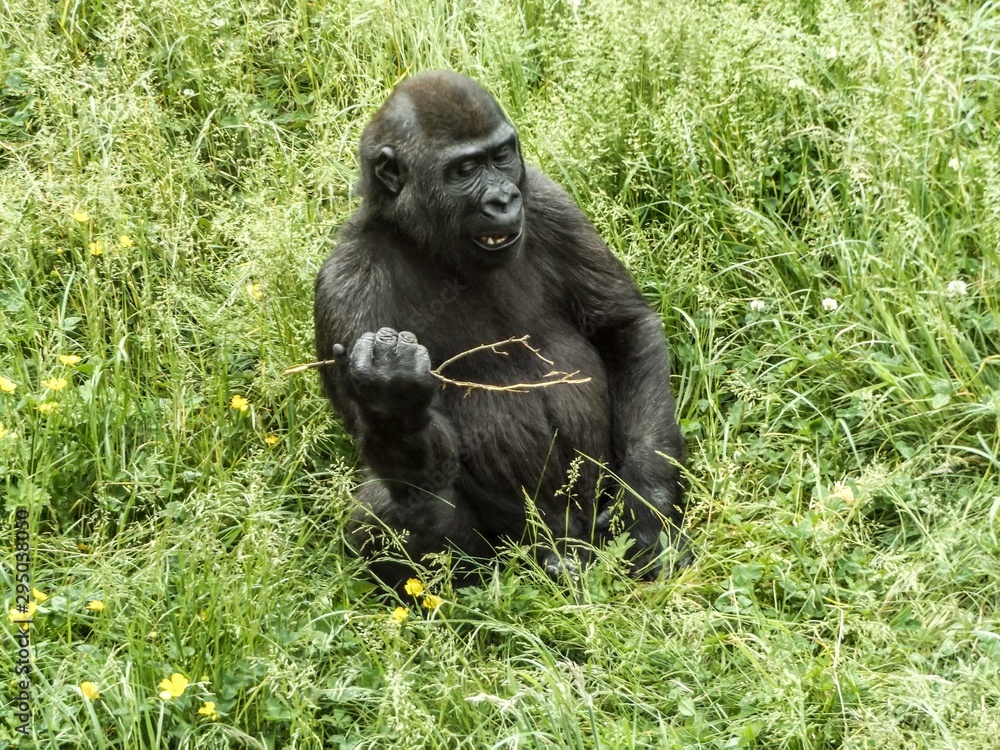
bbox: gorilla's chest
[440,332,611,524]
[402,268,612,516]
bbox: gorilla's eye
[493,145,515,164]
[454,160,479,179]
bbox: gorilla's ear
[374,146,403,196]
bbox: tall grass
[1,0,998,746]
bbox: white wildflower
[749,299,766,313]
[948,156,960,171]
[830,482,855,505]
[821,297,838,312]
[788,78,806,91]
[946,280,968,297]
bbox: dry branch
[283,335,591,394]
[429,336,590,394]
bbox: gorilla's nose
[483,187,522,221]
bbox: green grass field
[2,0,999,746]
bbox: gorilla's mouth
[472,231,521,251]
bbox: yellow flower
[390,606,409,624]
[89,240,104,256]
[158,673,189,700]
[403,578,424,597]
[73,209,90,223]
[42,377,68,391]
[264,435,279,446]
[59,354,82,366]
[9,602,38,623]
[80,681,100,700]
[197,701,219,720]
[86,600,105,612]
[422,594,443,610]
[229,394,249,412]
[246,283,264,300]
[0,376,16,393]
[37,402,59,414]
[118,234,134,248]
[32,588,48,603]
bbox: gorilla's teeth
[479,234,509,247]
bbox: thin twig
[283,335,591,394]
[432,335,551,372]
[282,359,339,375]
[431,336,590,394]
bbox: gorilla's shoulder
[314,227,396,336]
[524,165,607,258]
[318,219,392,281]
[524,166,577,211]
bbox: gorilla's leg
[349,481,494,594]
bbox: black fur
[314,71,686,590]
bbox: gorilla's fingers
[541,552,581,585]
[351,332,377,375]
[394,330,420,360]
[414,345,432,374]
[373,327,398,360]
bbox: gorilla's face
[440,123,524,266]
[359,72,527,271]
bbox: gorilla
[314,71,686,591]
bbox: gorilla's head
[357,71,525,270]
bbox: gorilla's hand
[596,486,691,580]
[541,550,582,585]
[347,328,435,423]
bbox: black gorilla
[314,71,686,589]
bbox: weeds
[1,0,998,747]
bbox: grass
[1,0,999,746]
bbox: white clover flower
[946,279,968,297]
[749,299,766,313]
[788,78,806,91]
[821,297,838,312]
[948,156,960,171]
[823,47,838,60]
[830,482,855,505]
[182,89,195,97]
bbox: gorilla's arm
[344,327,461,492]
[529,170,685,552]
[313,248,461,499]
[593,313,685,540]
